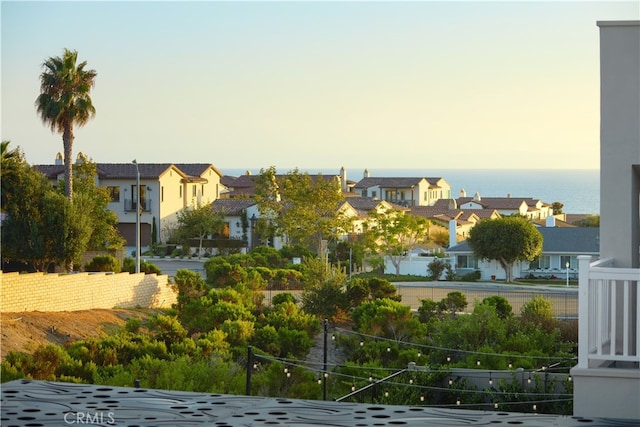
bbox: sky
[2,1,638,172]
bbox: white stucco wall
[598,21,640,268]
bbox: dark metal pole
[323,319,328,401]
[246,346,253,396]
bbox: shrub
[427,258,449,280]
[121,258,161,274]
[461,270,481,281]
[85,255,121,273]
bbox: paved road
[144,257,206,279]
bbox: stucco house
[34,156,223,250]
[446,224,599,281]
[456,192,554,220]
[353,170,451,207]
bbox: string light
[251,348,573,412]
[335,327,574,364]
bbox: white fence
[577,256,640,368]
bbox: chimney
[55,152,63,165]
[459,188,466,198]
[546,216,556,227]
[449,220,457,248]
[340,166,347,192]
[364,168,370,178]
[474,192,481,201]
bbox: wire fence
[395,285,578,319]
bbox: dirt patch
[1,309,157,361]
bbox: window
[192,185,197,197]
[106,186,120,202]
[179,186,182,198]
[371,190,377,198]
[161,186,164,202]
[131,185,146,209]
[530,255,551,269]
[457,255,478,269]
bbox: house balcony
[571,255,640,420]
[124,199,152,213]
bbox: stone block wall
[0,271,177,313]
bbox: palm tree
[35,49,97,200]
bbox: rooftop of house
[210,199,257,215]
[33,162,221,181]
[2,380,628,427]
[457,196,549,210]
[353,177,447,189]
[448,226,600,254]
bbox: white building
[570,21,640,421]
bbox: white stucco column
[597,21,640,268]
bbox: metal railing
[577,255,640,368]
[124,198,152,213]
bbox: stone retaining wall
[0,271,176,312]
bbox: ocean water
[221,168,600,215]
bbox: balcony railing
[577,255,640,369]
[124,199,152,213]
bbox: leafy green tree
[254,167,352,256]
[36,48,97,200]
[467,216,543,282]
[427,257,449,280]
[1,140,21,207]
[551,202,564,215]
[437,291,468,317]
[71,159,124,251]
[300,258,347,322]
[175,202,225,258]
[352,298,427,342]
[172,269,209,313]
[362,209,430,275]
[520,295,556,332]
[482,295,513,319]
[1,155,91,271]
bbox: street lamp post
[566,261,570,287]
[132,160,140,274]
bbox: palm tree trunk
[63,126,74,201]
